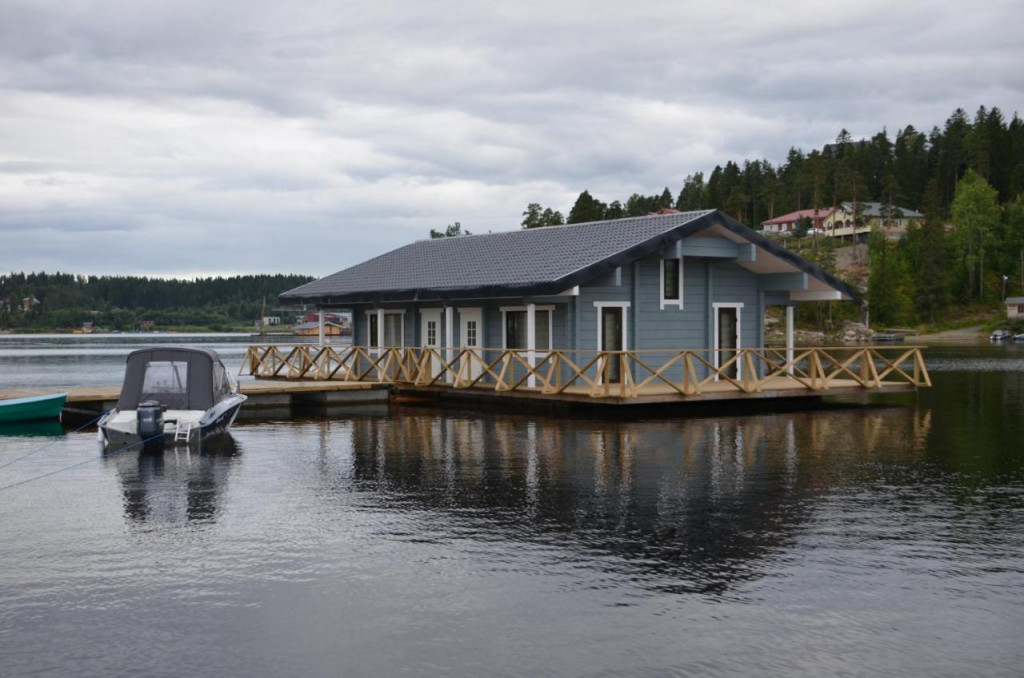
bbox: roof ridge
[411,209,716,244]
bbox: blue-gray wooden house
[280,209,853,379]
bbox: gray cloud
[0,0,1021,277]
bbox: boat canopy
[117,347,234,411]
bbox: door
[420,309,442,380]
[600,306,624,384]
[716,306,739,380]
[459,308,483,380]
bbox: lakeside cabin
[1006,296,1024,319]
[251,209,928,403]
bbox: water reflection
[108,435,241,525]
[339,405,932,593]
[0,420,65,438]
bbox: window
[505,311,527,349]
[427,320,437,346]
[535,311,550,351]
[466,320,478,347]
[660,258,683,309]
[141,361,189,409]
[502,307,552,350]
[367,311,404,348]
[383,313,402,347]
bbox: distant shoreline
[0,330,251,337]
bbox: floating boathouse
[245,209,929,405]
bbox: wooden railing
[241,345,930,399]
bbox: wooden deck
[241,344,930,407]
[397,376,916,406]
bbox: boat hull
[99,396,246,448]
[0,393,68,423]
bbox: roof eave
[710,212,857,300]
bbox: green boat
[0,393,68,423]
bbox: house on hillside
[823,202,923,241]
[761,208,835,236]
[1006,296,1024,320]
[279,210,853,381]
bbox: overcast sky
[1,0,1022,278]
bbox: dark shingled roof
[281,209,855,304]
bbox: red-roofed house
[761,208,834,236]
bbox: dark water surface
[1,339,1023,677]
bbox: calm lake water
[1,336,1022,677]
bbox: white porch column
[318,310,325,348]
[444,306,454,383]
[376,309,384,348]
[526,303,536,388]
[785,305,795,375]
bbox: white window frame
[659,258,684,310]
[499,305,554,351]
[365,309,405,349]
[593,301,630,386]
[712,302,744,380]
[593,301,630,352]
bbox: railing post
[744,351,760,392]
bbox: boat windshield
[141,361,189,409]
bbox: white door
[420,309,442,380]
[459,308,483,380]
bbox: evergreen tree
[793,216,812,238]
[567,190,607,224]
[675,173,705,210]
[658,187,674,210]
[911,180,951,320]
[541,208,565,226]
[429,222,471,238]
[521,203,544,229]
[867,230,914,326]
[1004,195,1024,295]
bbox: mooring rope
[0,413,106,472]
[0,430,169,493]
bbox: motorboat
[0,392,67,423]
[990,329,1012,341]
[99,348,246,447]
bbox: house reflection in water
[109,435,241,524]
[346,406,932,593]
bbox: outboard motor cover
[136,400,165,438]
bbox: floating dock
[0,380,390,419]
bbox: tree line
[521,106,1023,230]
[1,272,314,331]
[515,105,1023,330]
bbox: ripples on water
[0,340,1022,676]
